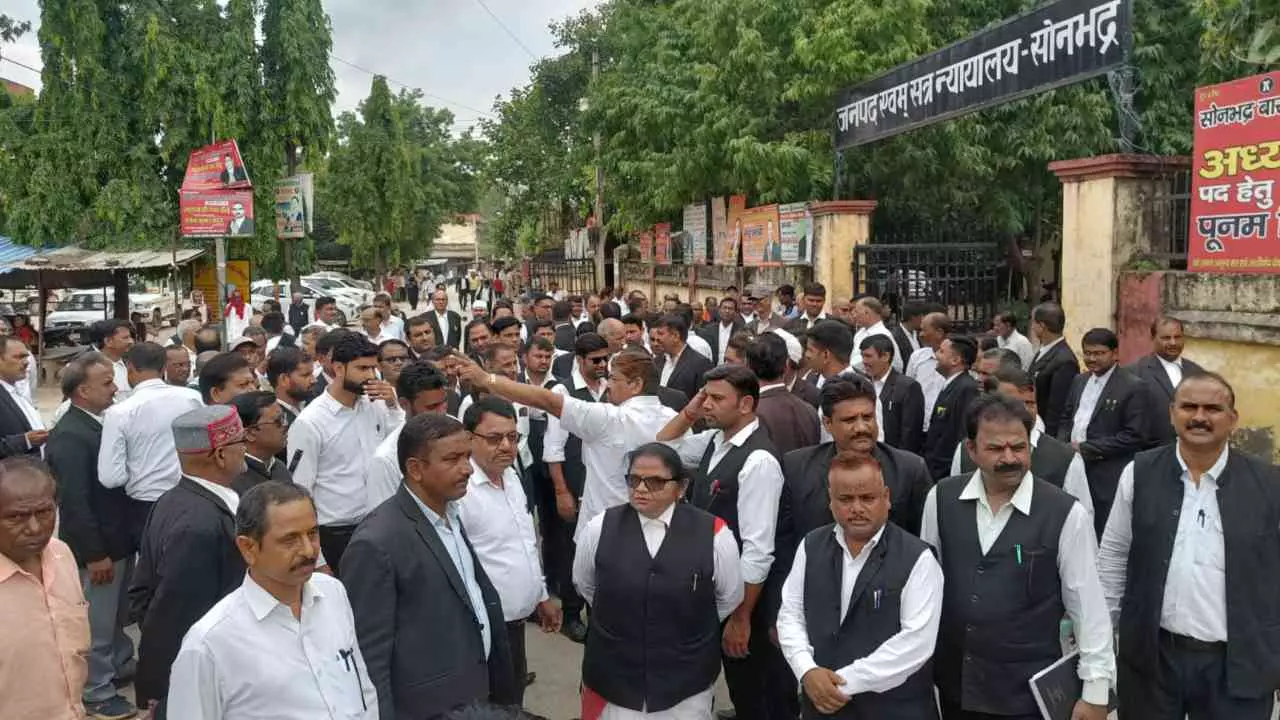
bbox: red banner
[1189,71,1280,273]
[638,230,653,263]
[180,190,257,238]
[182,139,252,192]
[655,223,672,265]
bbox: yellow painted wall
[1059,176,1117,352]
[1183,337,1280,461]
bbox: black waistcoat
[560,384,600,498]
[958,434,1075,490]
[523,375,559,468]
[583,504,723,712]
[801,523,939,720]
[1119,445,1280,698]
[687,422,777,543]
[934,474,1075,716]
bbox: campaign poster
[180,190,256,238]
[655,223,672,265]
[192,257,251,322]
[739,204,782,267]
[638,230,654,263]
[779,202,813,265]
[683,202,708,264]
[711,197,732,265]
[275,175,311,239]
[182,139,252,192]
[1189,71,1280,273]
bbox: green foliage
[0,14,31,43]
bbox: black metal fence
[1140,167,1191,270]
[527,248,597,296]
[852,242,1004,333]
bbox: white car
[303,274,375,306]
[308,271,374,292]
[250,280,357,326]
[45,288,176,329]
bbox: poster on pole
[180,190,257,238]
[779,202,814,265]
[182,139,252,192]
[711,197,731,265]
[683,201,708,264]
[274,174,313,239]
[1188,71,1280,273]
[655,223,672,265]
[740,204,782,267]
[192,257,251,322]
[638,230,654,263]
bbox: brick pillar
[809,200,877,303]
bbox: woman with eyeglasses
[572,442,742,720]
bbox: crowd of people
[0,275,1275,720]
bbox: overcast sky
[0,0,597,134]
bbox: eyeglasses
[625,474,677,492]
[587,355,609,365]
[251,416,289,429]
[381,356,410,364]
[472,431,521,447]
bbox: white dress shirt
[920,472,1115,704]
[716,323,735,363]
[852,322,903,373]
[686,333,713,362]
[407,493,492,656]
[98,379,204,501]
[659,347,685,387]
[457,461,549,621]
[1098,445,1229,643]
[111,358,132,401]
[797,312,827,330]
[906,347,944,431]
[542,369,606,464]
[666,419,783,585]
[777,526,943,696]
[998,330,1036,371]
[1,379,44,452]
[167,573,377,720]
[364,423,405,513]
[1070,365,1114,444]
[1035,335,1065,360]
[287,390,405,526]
[560,394,677,542]
[948,418,1095,518]
[574,503,743,720]
[382,314,405,341]
[1157,355,1184,390]
[433,310,455,348]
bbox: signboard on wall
[1188,71,1280,273]
[778,202,813,265]
[180,190,257,238]
[192,257,251,322]
[834,0,1130,148]
[683,202,708,264]
[655,223,672,265]
[740,204,782,267]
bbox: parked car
[308,270,374,292]
[303,274,375,306]
[43,287,176,346]
[250,280,357,326]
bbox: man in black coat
[1059,327,1150,537]
[230,391,293,495]
[922,335,981,479]
[287,292,310,335]
[1028,302,1079,438]
[652,313,714,402]
[1128,316,1204,445]
[45,352,137,714]
[425,289,464,350]
[859,334,925,454]
[128,405,250,717]
[696,296,746,365]
[0,336,46,458]
[342,414,517,720]
[551,300,578,353]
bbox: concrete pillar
[809,200,877,303]
[1047,154,1189,348]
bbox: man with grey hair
[174,318,201,381]
[45,352,138,719]
[129,405,250,716]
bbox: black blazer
[656,386,690,414]
[342,486,517,720]
[768,442,931,623]
[46,405,134,565]
[922,372,980,479]
[0,384,38,458]
[790,377,821,408]
[889,322,916,369]
[656,345,714,402]
[1029,340,1079,438]
[129,478,244,711]
[696,319,746,365]
[425,309,464,350]
[553,322,577,353]
[1129,354,1204,445]
[879,370,925,454]
[551,352,576,383]
[1058,366,1150,533]
[233,454,293,495]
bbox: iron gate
[852,243,1005,334]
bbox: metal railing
[853,242,1004,334]
[1139,167,1191,270]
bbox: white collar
[832,523,886,557]
[246,453,275,472]
[71,404,105,424]
[718,417,761,448]
[639,502,676,528]
[1175,441,1230,481]
[1039,336,1065,353]
[759,381,787,393]
[184,474,241,514]
[571,363,604,394]
[863,320,887,335]
[960,471,1035,516]
[1089,364,1117,385]
[242,571,324,622]
[469,459,514,488]
[1157,354,1183,369]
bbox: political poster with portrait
[739,204,782,267]
[655,223,673,265]
[275,174,313,239]
[638,229,654,263]
[180,190,256,238]
[779,202,814,265]
[711,197,731,265]
[182,139,252,192]
[1189,71,1280,273]
[683,201,709,264]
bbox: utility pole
[592,46,606,290]
[285,140,300,295]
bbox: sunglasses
[472,431,521,447]
[625,474,677,492]
[587,355,609,365]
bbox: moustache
[1186,420,1213,431]
[291,558,318,572]
[994,462,1025,475]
